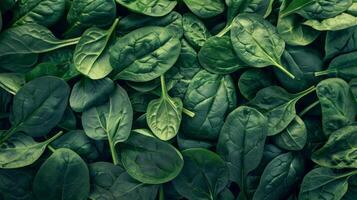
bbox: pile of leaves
[0,0,356,199]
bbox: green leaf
[82,84,133,164]
[279,0,314,18]
[116,0,177,17]
[119,131,184,184]
[253,152,305,200]
[3,76,70,141]
[73,18,119,79]
[147,76,183,141]
[172,148,229,200]
[183,0,225,18]
[316,78,356,136]
[312,124,357,169]
[0,73,25,95]
[33,148,90,200]
[298,168,356,200]
[12,0,66,27]
[182,13,211,49]
[69,77,115,112]
[198,36,246,74]
[0,132,62,169]
[303,13,357,31]
[110,26,181,82]
[231,14,295,79]
[217,106,267,198]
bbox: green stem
[159,185,165,200]
[108,138,119,165]
[182,108,195,118]
[47,145,56,153]
[299,100,320,117]
[296,86,316,99]
[315,69,335,77]
[275,63,295,79]
[160,75,168,98]
[216,23,233,37]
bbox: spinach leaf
[65,0,116,37]
[0,24,80,72]
[0,73,25,95]
[325,26,357,60]
[182,13,211,49]
[12,0,66,27]
[33,148,90,200]
[248,85,316,135]
[253,152,305,200]
[299,167,357,200]
[89,162,159,200]
[183,0,225,19]
[0,131,62,169]
[70,77,115,112]
[82,84,133,164]
[182,70,237,140]
[110,26,181,82]
[119,131,184,184]
[231,13,295,79]
[316,78,356,136]
[217,106,267,199]
[73,19,119,79]
[298,0,353,20]
[147,76,183,141]
[303,13,357,31]
[116,0,177,17]
[172,148,229,200]
[0,168,35,200]
[272,116,307,150]
[198,36,246,74]
[312,124,357,169]
[1,76,70,142]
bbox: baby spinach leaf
[0,168,35,199]
[119,131,184,184]
[312,124,357,169]
[12,0,66,27]
[217,106,267,198]
[325,26,357,60]
[147,76,183,141]
[70,77,115,112]
[74,18,119,79]
[298,167,357,200]
[0,73,25,95]
[183,0,225,18]
[116,0,177,17]
[248,85,316,135]
[172,148,229,200]
[316,78,356,136]
[198,36,246,74]
[182,70,237,140]
[298,0,352,20]
[117,11,183,38]
[33,148,90,200]
[82,84,133,164]
[182,13,211,49]
[65,0,116,37]
[231,14,295,79]
[316,52,357,81]
[0,131,62,169]
[51,130,100,162]
[0,24,79,72]
[238,69,276,100]
[89,162,159,200]
[2,76,70,142]
[272,116,307,151]
[110,26,181,82]
[303,13,357,31]
[253,152,305,200]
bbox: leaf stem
[216,23,233,37]
[160,75,168,98]
[314,69,335,77]
[47,145,56,153]
[296,86,316,99]
[275,63,295,79]
[299,100,320,117]
[108,137,119,165]
[183,108,195,118]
